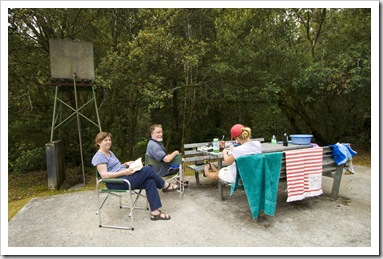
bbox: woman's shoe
[150,210,171,220]
[162,182,179,192]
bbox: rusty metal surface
[49,39,94,81]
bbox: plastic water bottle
[271,135,277,144]
[213,138,219,153]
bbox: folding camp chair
[144,154,185,198]
[95,170,149,230]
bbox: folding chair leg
[123,190,148,217]
[96,184,148,230]
[178,166,185,199]
[96,192,135,230]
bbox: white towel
[285,147,323,202]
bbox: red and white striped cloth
[285,147,323,202]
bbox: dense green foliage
[8,8,371,174]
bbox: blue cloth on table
[329,142,357,165]
[230,152,283,219]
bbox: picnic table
[196,142,313,199]
[183,138,264,187]
[200,142,312,169]
[192,142,346,202]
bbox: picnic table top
[201,142,313,158]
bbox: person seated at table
[203,124,262,183]
[92,131,177,221]
[146,124,188,187]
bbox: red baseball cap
[230,124,244,139]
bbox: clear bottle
[213,138,219,153]
[272,135,277,144]
[283,129,288,146]
[220,140,225,151]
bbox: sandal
[162,182,179,192]
[151,210,171,221]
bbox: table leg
[218,158,222,169]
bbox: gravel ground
[5,165,377,256]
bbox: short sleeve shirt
[228,141,262,178]
[145,139,170,176]
[91,151,126,172]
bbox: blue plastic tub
[289,134,313,145]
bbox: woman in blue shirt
[92,132,177,221]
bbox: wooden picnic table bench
[218,145,348,201]
[184,140,349,201]
[183,138,264,187]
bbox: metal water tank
[46,140,65,190]
[49,38,94,81]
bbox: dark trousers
[106,166,165,212]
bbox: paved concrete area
[5,165,378,255]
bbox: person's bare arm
[96,163,134,179]
[162,150,180,163]
[222,149,235,165]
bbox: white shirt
[228,141,262,178]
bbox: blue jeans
[106,166,165,212]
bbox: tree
[8,8,371,174]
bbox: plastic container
[289,134,313,145]
[271,135,277,144]
[212,138,219,153]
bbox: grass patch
[8,166,97,221]
[8,165,197,221]
[350,145,370,167]
[8,197,32,221]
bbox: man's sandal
[150,211,171,221]
[162,182,179,192]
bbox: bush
[132,138,149,160]
[12,147,46,174]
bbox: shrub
[12,147,46,174]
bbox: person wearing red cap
[203,124,262,183]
